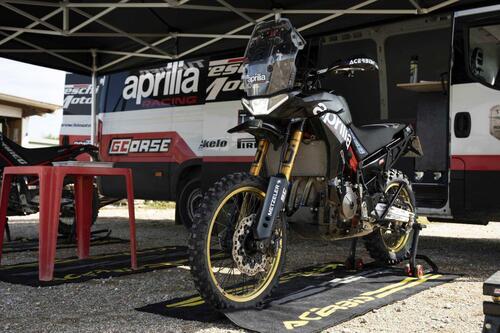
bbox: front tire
[188,172,286,310]
[364,170,416,265]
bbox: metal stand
[344,222,438,277]
[345,237,364,270]
[405,222,438,278]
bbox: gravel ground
[0,206,499,333]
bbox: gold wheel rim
[381,183,413,252]
[206,186,283,302]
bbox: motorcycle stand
[344,222,438,279]
[65,222,112,243]
[4,218,11,242]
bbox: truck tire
[178,177,202,228]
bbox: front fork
[252,126,304,240]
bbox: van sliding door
[450,5,500,222]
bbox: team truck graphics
[64,5,500,227]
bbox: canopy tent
[0,0,493,143]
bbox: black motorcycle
[0,133,99,238]
[189,18,423,309]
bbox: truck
[60,4,500,227]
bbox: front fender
[228,119,285,148]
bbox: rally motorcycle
[189,18,423,310]
[0,132,99,238]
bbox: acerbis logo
[199,139,228,150]
[348,58,377,66]
[109,138,171,155]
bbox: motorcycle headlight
[241,94,289,116]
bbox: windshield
[242,18,305,97]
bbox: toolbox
[483,271,500,333]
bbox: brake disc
[232,214,270,276]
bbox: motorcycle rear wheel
[188,172,286,310]
[364,169,416,265]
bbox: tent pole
[90,49,97,146]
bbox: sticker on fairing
[313,103,352,149]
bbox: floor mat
[2,235,127,254]
[0,246,188,287]
[138,262,457,333]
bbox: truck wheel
[178,177,202,228]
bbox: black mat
[138,263,457,333]
[2,235,127,254]
[0,246,188,287]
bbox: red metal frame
[0,166,137,281]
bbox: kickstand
[345,238,364,270]
[4,218,11,242]
[405,222,439,278]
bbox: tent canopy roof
[0,0,493,75]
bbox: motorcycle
[188,18,423,310]
[0,132,99,239]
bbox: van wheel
[178,177,202,228]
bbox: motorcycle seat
[0,135,89,166]
[351,123,406,155]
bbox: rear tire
[364,170,415,265]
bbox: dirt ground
[0,206,498,333]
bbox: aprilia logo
[199,139,228,149]
[122,60,200,104]
[246,73,266,84]
[313,103,352,148]
[109,138,171,155]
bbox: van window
[469,23,500,89]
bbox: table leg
[0,174,12,264]
[74,175,93,259]
[125,172,137,270]
[38,168,62,281]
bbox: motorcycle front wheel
[189,172,286,310]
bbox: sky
[0,57,66,139]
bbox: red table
[0,166,137,281]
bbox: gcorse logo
[109,138,171,155]
[122,60,200,106]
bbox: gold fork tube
[249,139,269,176]
[280,130,303,180]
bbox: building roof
[0,92,61,117]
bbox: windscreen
[242,18,305,97]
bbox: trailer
[58,4,500,227]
